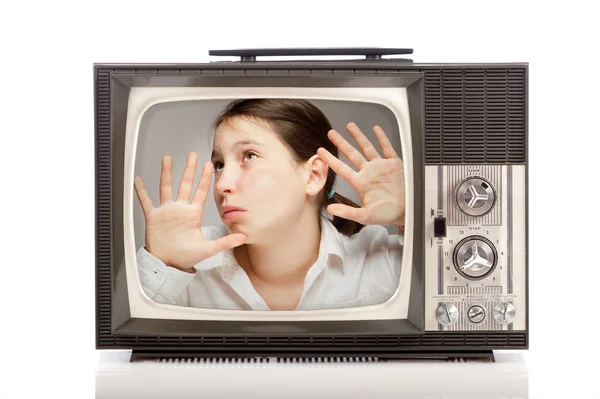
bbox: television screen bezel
[96,67,426,340]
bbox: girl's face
[211,117,310,244]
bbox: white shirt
[137,212,404,310]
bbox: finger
[370,158,404,178]
[326,204,370,225]
[176,152,199,202]
[160,155,173,205]
[134,176,154,217]
[317,147,356,184]
[346,122,382,161]
[327,129,367,170]
[372,125,399,159]
[192,162,214,206]
[203,234,247,259]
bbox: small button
[434,216,447,237]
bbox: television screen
[123,87,415,321]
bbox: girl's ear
[303,154,328,196]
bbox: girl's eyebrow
[211,139,264,160]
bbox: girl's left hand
[317,122,405,227]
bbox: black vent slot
[160,337,181,345]
[113,337,139,346]
[312,337,334,346]
[421,334,444,346]
[136,337,159,344]
[223,337,247,345]
[424,68,526,164]
[442,335,466,346]
[398,336,421,347]
[246,337,268,346]
[487,335,509,346]
[203,337,226,345]
[268,337,290,345]
[355,336,377,345]
[333,337,357,346]
[508,333,527,346]
[465,334,488,346]
[377,336,399,346]
[290,337,312,345]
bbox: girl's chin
[227,224,248,237]
[228,228,258,246]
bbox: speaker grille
[424,68,527,164]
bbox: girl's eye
[213,152,257,173]
[244,152,258,162]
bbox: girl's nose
[214,166,239,195]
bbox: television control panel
[424,165,527,331]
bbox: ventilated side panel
[95,68,112,346]
[424,68,526,164]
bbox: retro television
[95,48,528,361]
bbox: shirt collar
[319,210,347,275]
[216,209,348,284]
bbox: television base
[130,350,495,363]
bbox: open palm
[317,123,405,226]
[134,152,246,272]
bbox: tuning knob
[453,236,497,279]
[493,302,516,325]
[455,177,496,217]
[436,303,459,326]
[467,305,486,323]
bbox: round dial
[467,305,486,323]
[455,177,496,217]
[436,303,459,326]
[453,236,497,279]
[493,302,516,325]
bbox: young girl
[134,99,405,311]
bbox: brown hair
[211,99,364,236]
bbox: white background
[1,1,598,398]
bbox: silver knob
[436,303,459,326]
[467,305,486,323]
[455,177,496,217]
[493,302,515,325]
[453,236,497,279]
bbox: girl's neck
[234,211,321,287]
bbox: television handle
[208,48,413,62]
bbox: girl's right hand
[134,152,247,273]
